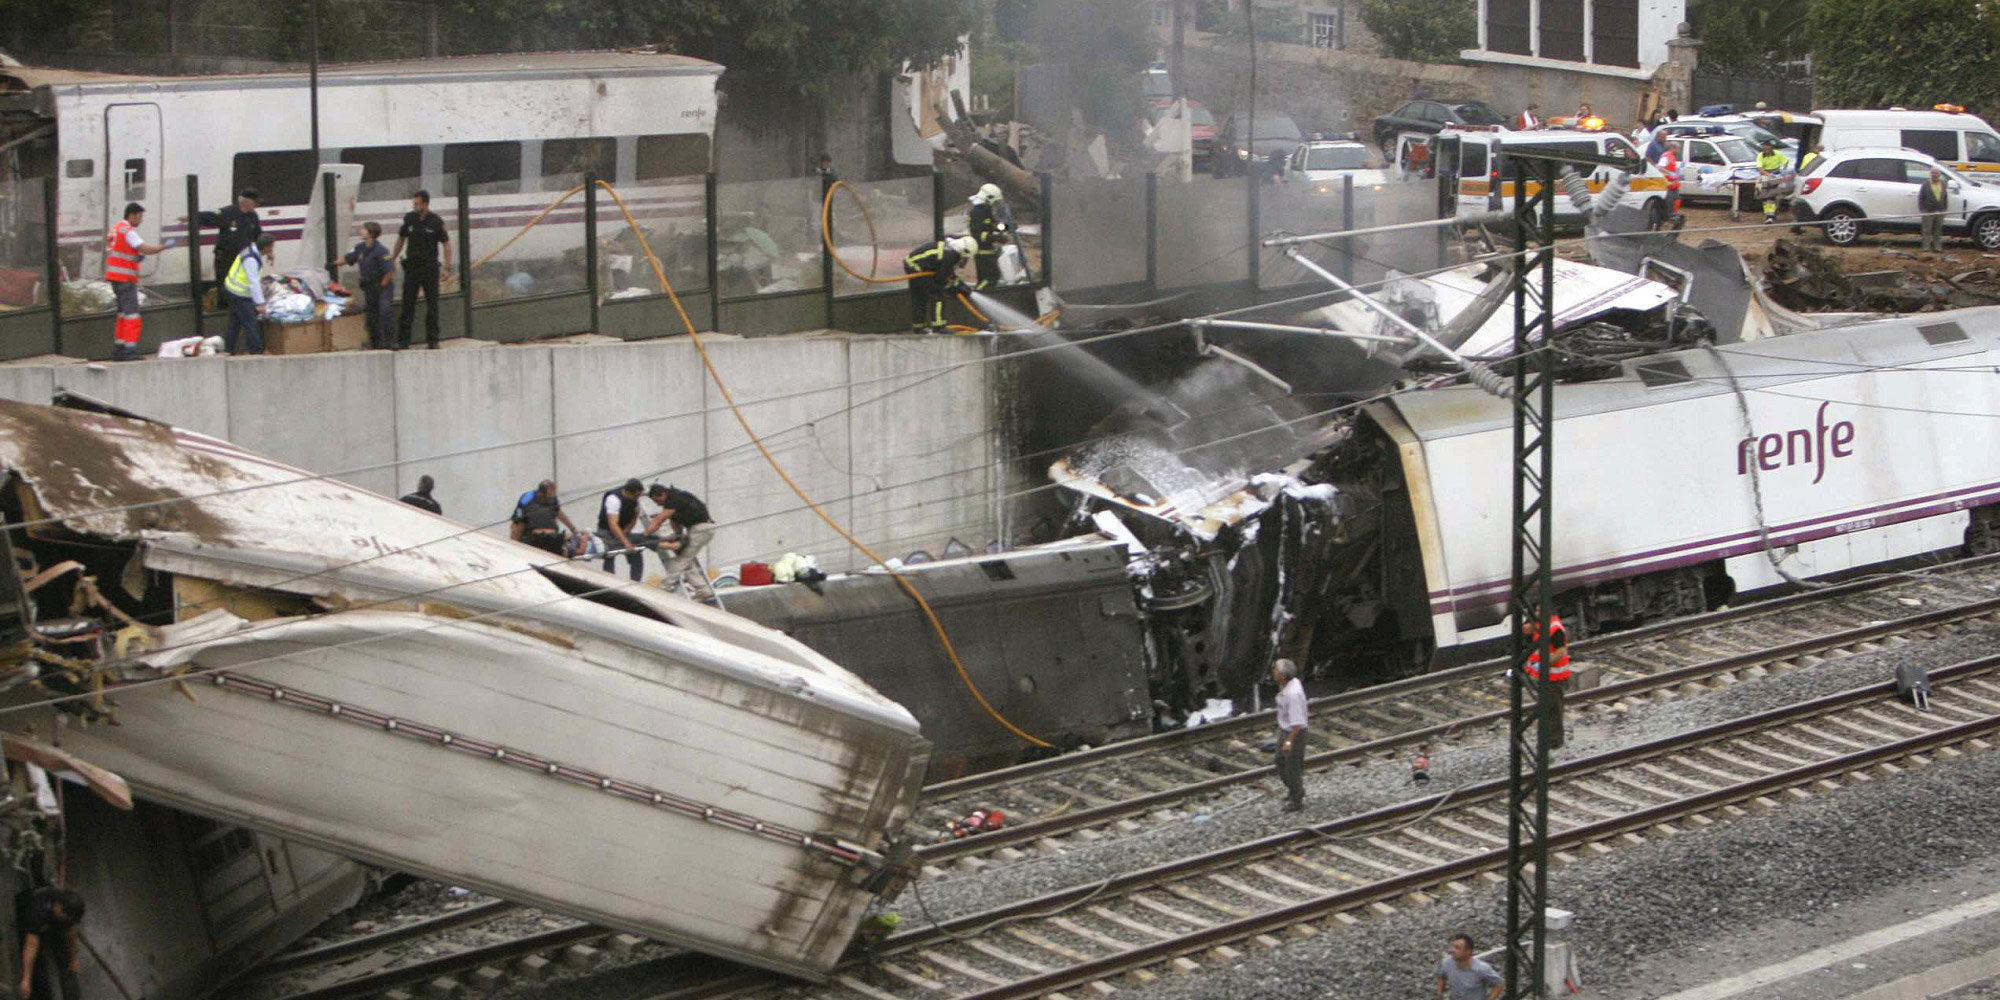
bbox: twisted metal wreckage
[0,392,930,981]
[1043,172,1810,719]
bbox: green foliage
[8,0,978,99]
[1806,0,2000,113]
[1357,0,1475,63]
[1689,0,1810,70]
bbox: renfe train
[1064,306,2000,698]
[0,51,718,287]
[1313,308,2000,665]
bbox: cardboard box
[328,313,369,352]
[264,320,328,355]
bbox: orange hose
[595,180,1051,749]
[442,184,587,288]
[822,179,932,283]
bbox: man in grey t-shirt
[1436,933,1503,1000]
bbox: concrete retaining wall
[0,334,1001,577]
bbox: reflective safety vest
[104,220,142,283]
[1659,149,1681,193]
[1523,614,1572,682]
[223,246,260,298]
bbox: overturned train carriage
[1075,307,2000,691]
[0,397,928,980]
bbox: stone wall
[0,334,1006,578]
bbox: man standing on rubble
[17,887,85,1000]
[1272,658,1308,813]
[1920,166,1951,254]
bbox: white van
[1431,129,1675,226]
[1816,108,2000,175]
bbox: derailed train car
[0,396,928,980]
[1070,306,2000,689]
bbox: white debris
[1183,698,1236,727]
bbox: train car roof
[1385,305,2000,439]
[0,49,721,94]
[0,396,915,733]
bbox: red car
[1150,98,1218,170]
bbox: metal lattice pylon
[1503,153,1561,1000]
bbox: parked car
[1214,111,1304,179]
[1656,115,1797,154]
[1281,137,1392,193]
[1150,98,1218,170]
[1371,99,1507,152]
[1791,147,2000,249]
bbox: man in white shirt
[1272,658,1308,812]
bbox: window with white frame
[1310,11,1340,48]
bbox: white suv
[1793,147,2000,250]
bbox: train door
[103,103,163,277]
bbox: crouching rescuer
[903,236,976,334]
[104,202,170,361]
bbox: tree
[1357,0,1475,63]
[1688,0,1811,71]
[1807,0,2000,113]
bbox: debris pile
[1763,238,2000,312]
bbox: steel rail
[242,901,520,981]
[945,676,2000,1000]
[889,655,2000,959]
[274,924,606,1000]
[915,587,2000,863]
[920,553,2000,801]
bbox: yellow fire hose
[594,179,1051,748]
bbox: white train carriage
[1365,308,2000,654]
[0,396,927,979]
[0,51,717,290]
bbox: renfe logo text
[1737,402,1856,485]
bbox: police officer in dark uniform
[967,184,1011,289]
[903,235,975,334]
[196,188,262,301]
[390,190,452,350]
[596,478,649,581]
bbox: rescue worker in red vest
[104,202,170,361]
[1516,103,1542,131]
[1522,612,1571,748]
[1657,145,1683,226]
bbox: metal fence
[1692,67,1814,113]
[0,165,1449,361]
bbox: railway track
[912,557,2000,867]
[754,655,2000,1000]
[258,556,2000,1000]
[242,904,639,1000]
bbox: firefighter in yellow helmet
[967,183,1012,289]
[903,235,976,334]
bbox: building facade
[1466,0,1685,80]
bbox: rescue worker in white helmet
[903,235,976,334]
[967,183,1011,290]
